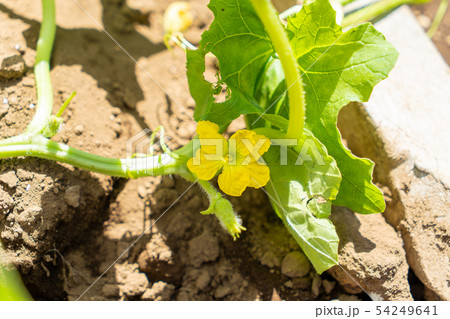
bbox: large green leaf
[186,0,274,126]
[264,130,341,273]
[287,0,398,214]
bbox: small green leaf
[287,0,398,214]
[186,0,274,126]
[264,130,341,273]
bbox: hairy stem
[25,0,56,135]
[250,0,305,140]
[0,136,191,179]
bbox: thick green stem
[25,0,56,135]
[0,243,33,301]
[250,0,305,140]
[342,0,431,27]
[0,136,190,179]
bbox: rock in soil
[329,207,412,300]
[0,55,27,79]
[281,251,311,278]
[141,281,175,301]
[338,7,450,300]
[64,185,81,208]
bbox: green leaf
[264,130,341,274]
[287,0,398,214]
[186,0,274,126]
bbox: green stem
[342,0,431,27]
[427,0,448,38]
[0,136,190,179]
[25,0,56,135]
[0,243,33,301]
[250,0,305,140]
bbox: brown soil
[412,0,450,65]
[0,0,447,301]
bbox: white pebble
[2,98,8,105]
[26,184,31,191]
[14,44,21,51]
[28,103,35,109]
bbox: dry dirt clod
[281,251,311,278]
[17,205,42,227]
[188,232,220,267]
[65,185,81,208]
[138,233,182,283]
[141,281,175,301]
[0,171,18,188]
[0,186,14,213]
[0,55,27,79]
[121,271,149,298]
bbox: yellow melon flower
[187,121,271,196]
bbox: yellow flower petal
[187,149,224,180]
[196,121,228,156]
[246,162,270,189]
[230,130,270,161]
[218,164,250,197]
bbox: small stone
[0,55,27,79]
[74,125,84,136]
[281,251,311,278]
[322,279,336,295]
[2,98,8,104]
[102,284,121,298]
[28,103,35,109]
[65,185,81,208]
[141,281,175,301]
[0,171,18,188]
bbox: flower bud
[164,2,193,35]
